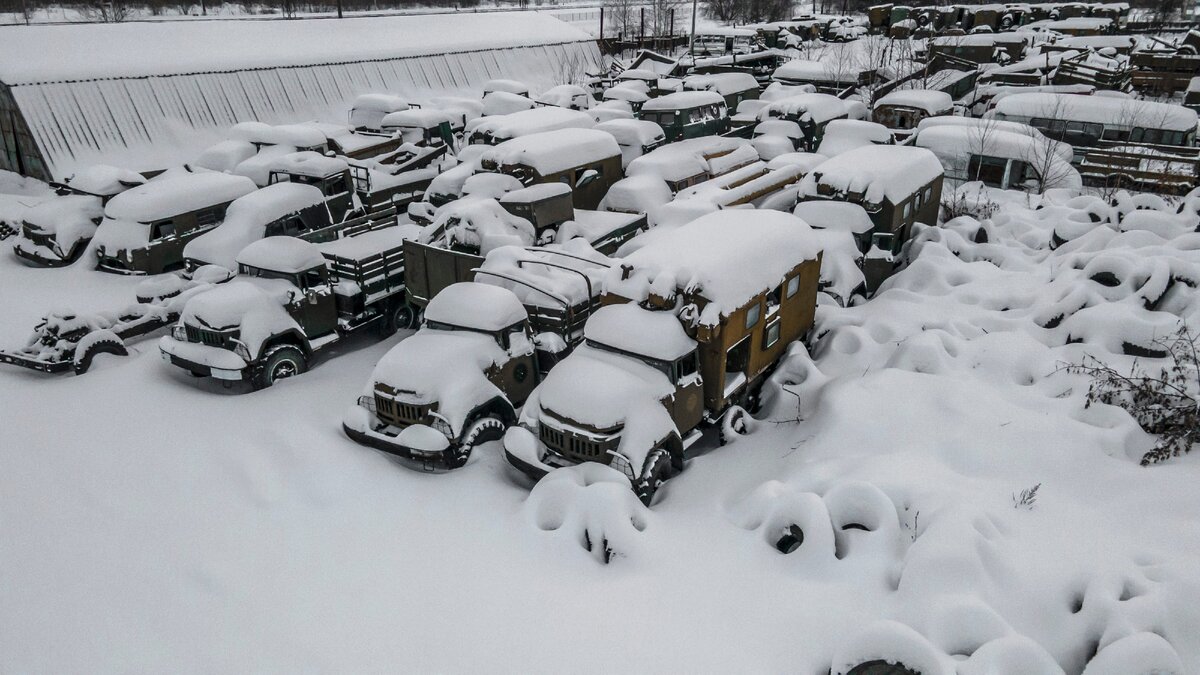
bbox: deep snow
[3,172,1200,674]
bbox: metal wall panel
[6,39,601,179]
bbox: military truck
[343,243,610,469]
[159,228,419,389]
[182,182,337,272]
[93,171,258,275]
[798,145,943,291]
[266,151,432,223]
[638,91,730,142]
[12,164,146,267]
[403,187,645,308]
[504,210,824,504]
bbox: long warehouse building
[0,13,601,181]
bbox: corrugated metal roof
[0,15,600,179]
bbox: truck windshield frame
[584,338,673,378]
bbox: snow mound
[523,464,650,564]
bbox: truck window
[151,219,176,240]
[674,352,698,382]
[763,318,782,349]
[785,275,800,298]
[745,302,761,329]
[968,155,1008,188]
[767,283,782,312]
[196,207,219,227]
[300,268,326,289]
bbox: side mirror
[307,290,320,306]
[287,290,299,304]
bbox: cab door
[494,323,538,406]
[288,267,338,338]
[669,349,705,434]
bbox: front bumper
[502,427,559,482]
[342,405,463,471]
[158,336,248,381]
[0,348,72,373]
[12,236,74,267]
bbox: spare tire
[72,330,128,375]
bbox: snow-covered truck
[93,171,259,275]
[158,228,418,389]
[504,210,824,504]
[343,241,609,469]
[11,165,146,267]
[0,266,235,375]
[265,151,428,223]
[403,187,645,309]
[478,128,624,211]
[798,145,944,291]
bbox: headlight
[231,340,251,362]
[429,414,453,438]
[171,324,187,341]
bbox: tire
[73,337,127,375]
[251,345,307,390]
[719,405,751,446]
[456,415,507,465]
[636,446,676,505]
[379,301,418,336]
[536,226,559,247]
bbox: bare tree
[603,0,638,40]
[79,0,132,21]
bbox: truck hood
[370,329,510,436]
[180,280,301,358]
[183,224,262,270]
[91,216,148,254]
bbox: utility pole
[599,6,604,40]
[689,0,698,58]
[639,7,644,49]
[337,0,342,18]
[201,0,206,16]
[21,0,30,24]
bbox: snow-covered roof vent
[584,304,695,361]
[424,282,527,332]
[236,236,327,274]
[104,172,256,223]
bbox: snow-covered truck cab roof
[771,60,875,93]
[182,182,330,271]
[55,164,146,200]
[872,89,954,132]
[466,106,595,146]
[987,93,1199,149]
[266,151,361,220]
[346,282,535,469]
[478,128,622,211]
[348,93,410,134]
[800,145,944,244]
[755,93,851,147]
[682,72,761,109]
[230,122,330,154]
[815,119,894,157]
[626,136,760,193]
[594,119,667,170]
[235,236,329,286]
[638,91,729,142]
[535,84,592,111]
[379,109,456,147]
[482,79,532,98]
[92,171,258,275]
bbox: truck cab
[160,229,415,389]
[343,282,540,470]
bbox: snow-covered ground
[3,169,1200,675]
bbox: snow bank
[523,463,650,564]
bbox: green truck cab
[159,228,418,389]
[93,171,258,275]
[638,91,730,142]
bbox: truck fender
[257,330,313,362]
[469,396,519,429]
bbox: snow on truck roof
[0,13,591,84]
[594,119,666,146]
[683,72,761,96]
[481,129,619,176]
[226,183,325,222]
[606,210,822,319]
[470,107,595,140]
[65,164,145,196]
[424,282,527,332]
[236,236,327,273]
[350,94,410,114]
[990,93,1197,131]
[269,152,349,179]
[802,145,943,205]
[758,94,849,124]
[104,172,256,223]
[626,136,757,183]
[585,304,695,362]
[500,182,571,204]
[641,91,726,112]
[773,59,864,84]
[380,109,455,129]
[875,89,954,114]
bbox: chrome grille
[374,394,427,426]
[185,325,234,347]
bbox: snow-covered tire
[72,330,127,375]
[635,446,676,505]
[536,226,560,247]
[251,345,307,390]
[379,301,418,336]
[456,415,507,464]
[719,405,753,446]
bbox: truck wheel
[251,345,307,389]
[380,302,418,336]
[719,405,752,446]
[456,415,507,464]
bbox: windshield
[585,339,672,378]
[238,265,298,285]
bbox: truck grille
[185,325,235,347]
[374,394,428,427]
[540,424,616,463]
[21,223,55,249]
